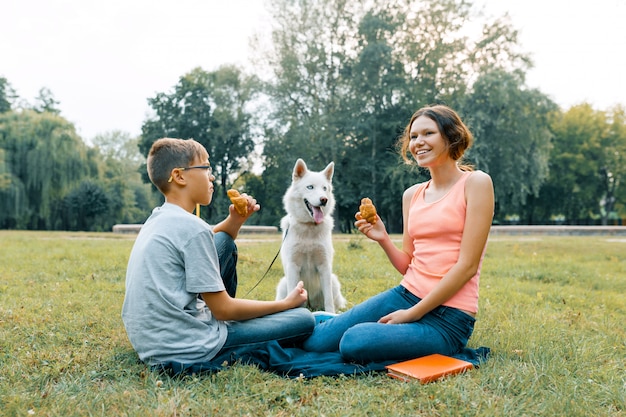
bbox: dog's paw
[359,197,377,224]
[227,189,248,216]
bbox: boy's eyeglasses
[168,165,213,183]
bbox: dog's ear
[323,162,334,181]
[293,159,308,180]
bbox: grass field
[0,230,624,416]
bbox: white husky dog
[275,159,347,313]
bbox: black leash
[243,226,288,297]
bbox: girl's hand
[378,309,415,324]
[355,213,387,242]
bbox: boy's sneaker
[312,311,338,325]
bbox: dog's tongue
[312,206,324,224]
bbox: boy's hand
[228,192,260,220]
[227,189,249,216]
[284,280,308,308]
[213,193,260,239]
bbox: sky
[2,0,626,141]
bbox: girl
[302,105,494,363]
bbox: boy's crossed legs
[213,232,315,349]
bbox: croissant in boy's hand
[359,197,377,224]
[227,189,248,216]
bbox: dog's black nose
[320,197,328,206]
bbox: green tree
[0,110,97,229]
[461,69,556,223]
[545,105,604,223]
[93,130,143,165]
[32,87,61,115]
[393,1,527,106]
[0,148,10,191]
[258,0,532,231]
[259,0,362,228]
[0,77,15,113]
[63,179,109,231]
[601,106,626,222]
[92,130,157,225]
[340,7,413,232]
[538,104,626,224]
[140,66,258,222]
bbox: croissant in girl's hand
[359,197,377,224]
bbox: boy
[122,138,315,372]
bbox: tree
[33,87,61,115]
[461,69,556,222]
[335,7,413,232]
[0,77,15,113]
[538,104,626,225]
[257,0,532,231]
[0,149,10,191]
[600,106,626,223]
[93,130,145,172]
[260,0,365,225]
[63,180,109,231]
[92,130,157,225]
[0,110,97,229]
[549,104,607,223]
[140,66,259,222]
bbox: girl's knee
[338,324,375,362]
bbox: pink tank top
[400,172,484,313]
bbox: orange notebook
[385,354,474,383]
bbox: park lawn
[0,230,624,416]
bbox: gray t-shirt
[122,203,227,365]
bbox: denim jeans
[302,285,476,363]
[214,231,238,298]
[155,235,485,377]
[213,232,315,352]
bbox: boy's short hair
[147,138,208,193]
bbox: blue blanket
[153,342,490,378]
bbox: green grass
[0,231,624,416]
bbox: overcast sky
[2,0,625,141]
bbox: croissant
[227,189,248,216]
[359,197,377,224]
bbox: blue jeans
[213,232,315,351]
[214,231,238,298]
[156,235,485,377]
[302,285,476,363]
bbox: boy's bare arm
[201,281,308,321]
